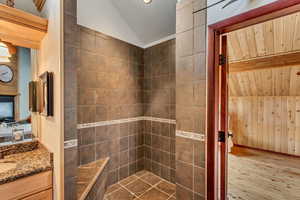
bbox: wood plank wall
[229,66,300,156]
[229,96,300,155]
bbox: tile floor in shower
[104,170,176,200]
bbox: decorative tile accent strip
[143,117,176,124]
[176,130,205,141]
[64,139,78,149]
[77,116,176,129]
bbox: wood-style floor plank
[228,147,300,200]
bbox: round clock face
[0,65,13,83]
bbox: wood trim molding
[0,4,48,49]
[210,0,300,33]
[0,4,47,32]
[206,28,219,200]
[229,51,300,73]
[234,144,300,158]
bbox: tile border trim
[64,139,78,149]
[143,117,176,124]
[176,130,205,141]
[66,122,204,147]
[77,116,176,129]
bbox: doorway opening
[224,11,300,199]
[206,1,300,200]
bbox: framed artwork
[39,71,53,116]
[29,81,38,112]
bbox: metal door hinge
[218,131,226,142]
[219,54,226,66]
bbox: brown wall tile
[176,161,193,190]
[176,0,207,198]
[176,184,193,200]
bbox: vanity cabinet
[22,189,52,200]
[0,171,52,200]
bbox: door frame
[206,1,300,200]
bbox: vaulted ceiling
[227,12,300,63]
[110,0,176,47]
[229,66,300,97]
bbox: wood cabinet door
[23,189,52,200]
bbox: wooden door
[219,35,229,200]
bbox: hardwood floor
[228,147,300,200]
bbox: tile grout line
[106,171,175,199]
[118,174,156,199]
[133,172,175,199]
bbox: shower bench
[76,157,110,200]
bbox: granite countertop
[0,140,53,185]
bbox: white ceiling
[110,0,177,47]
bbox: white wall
[17,47,31,120]
[31,0,64,199]
[207,0,277,25]
[77,0,143,47]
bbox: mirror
[0,44,34,146]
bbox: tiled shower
[64,0,207,199]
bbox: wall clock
[0,64,13,83]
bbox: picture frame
[39,71,53,116]
[29,81,38,112]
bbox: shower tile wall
[176,0,206,199]
[63,0,78,199]
[64,1,207,199]
[143,40,176,183]
[76,26,145,186]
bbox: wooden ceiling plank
[246,72,254,96]
[228,74,236,96]
[295,97,300,155]
[230,73,242,97]
[227,11,300,63]
[262,69,273,96]
[229,32,243,61]
[289,66,300,96]
[248,71,258,96]
[237,29,250,60]
[292,12,300,51]
[264,20,275,55]
[236,73,248,97]
[282,67,291,96]
[227,34,236,62]
[283,14,296,53]
[254,70,263,96]
[245,26,258,58]
[253,23,266,57]
[287,97,296,154]
[273,67,283,96]
[228,65,300,97]
[273,17,285,54]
